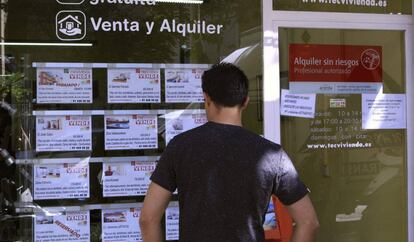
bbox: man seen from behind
[140,62,319,242]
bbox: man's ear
[241,96,250,110]
[203,92,212,107]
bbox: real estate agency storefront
[0,0,413,241]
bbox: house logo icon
[56,0,85,4]
[56,11,86,41]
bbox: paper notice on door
[165,206,179,241]
[36,68,92,104]
[362,93,406,129]
[34,163,89,200]
[103,161,156,197]
[104,114,158,150]
[165,68,205,103]
[36,115,92,152]
[165,112,207,144]
[280,89,316,118]
[107,68,161,103]
[101,208,142,242]
[34,211,90,242]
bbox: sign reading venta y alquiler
[55,0,224,41]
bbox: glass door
[262,1,413,241]
[279,27,407,242]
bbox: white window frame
[262,1,414,241]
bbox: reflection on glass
[1,0,263,241]
[280,28,407,242]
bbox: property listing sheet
[36,115,92,152]
[104,114,158,150]
[101,207,142,242]
[34,211,90,242]
[165,112,207,144]
[36,68,92,104]
[34,163,89,200]
[165,68,205,103]
[107,68,161,103]
[165,206,179,241]
[103,161,156,197]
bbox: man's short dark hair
[201,62,249,107]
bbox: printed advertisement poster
[105,114,158,150]
[362,93,406,129]
[289,44,382,94]
[107,68,161,103]
[165,206,179,241]
[165,112,207,144]
[36,68,92,104]
[103,161,156,197]
[34,211,90,242]
[165,68,205,103]
[36,115,92,152]
[34,163,89,200]
[101,208,142,242]
[280,89,316,118]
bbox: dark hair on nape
[201,62,249,107]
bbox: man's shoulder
[241,128,283,150]
[176,123,282,151]
[167,123,208,145]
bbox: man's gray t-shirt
[151,121,308,242]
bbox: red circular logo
[360,49,380,70]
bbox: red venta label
[66,213,87,221]
[66,165,88,174]
[69,69,91,79]
[131,161,155,171]
[138,73,159,79]
[68,120,90,126]
[135,118,156,125]
[133,164,155,171]
[136,68,159,78]
[289,44,382,83]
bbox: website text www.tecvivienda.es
[307,141,372,149]
[302,0,387,8]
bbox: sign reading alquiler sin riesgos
[289,44,382,94]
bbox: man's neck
[207,106,243,127]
